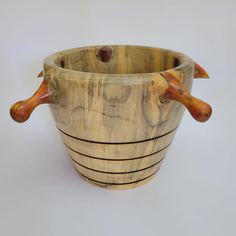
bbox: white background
[1,0,236,235]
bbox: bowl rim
[44,45,194,81]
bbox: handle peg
[162,71,212,122]
[10,79,51,123]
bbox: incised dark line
[70,155,165,174]
[57,126,178,145]
[64,141,171,161]
[79,169,159,186]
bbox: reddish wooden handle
[194,62,209,79]
[10,79,51,123]
[162,72,212,122]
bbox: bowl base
[75,169,158,190]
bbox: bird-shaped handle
[10,78,51,123]
[161,70,212,122]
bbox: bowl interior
[55,45,180,74]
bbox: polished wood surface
[162,71,212,122]
[10,45,212,189]
[10,79,51,123]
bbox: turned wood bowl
[10,45,212,189]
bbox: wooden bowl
[10,45,212,189]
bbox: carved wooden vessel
[10,45,212,189]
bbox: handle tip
[10,100,31,123]
[37,71,43,78]
[10,79,51,123]
[194,63,209,79]
[189,101,212,122]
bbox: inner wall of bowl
[56,46,179,74]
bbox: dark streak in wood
[61,59,65,68]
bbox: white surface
[1,0,236,235]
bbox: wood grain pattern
[44,45,210,189]
[10,45,212,189]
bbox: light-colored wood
[60,126,176,160]
[77,169,158,190]
[10,45,212,189]
[66,135,170,171]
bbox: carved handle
[194,62,209,79]
[162,72,212,122]
[10,79,51,123]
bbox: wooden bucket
[10,45,212,189]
